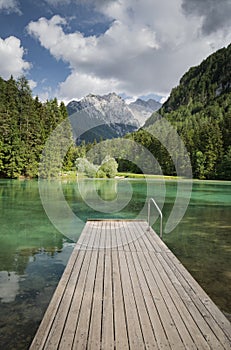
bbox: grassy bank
[59,171,181,180]
[116,172,181,180]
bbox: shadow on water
[0,180,76,349]
[163,181,231,321]
[0,179,230,348]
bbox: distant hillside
[67,93,160,143]
[139,44,231,179]
[145,43,231,126]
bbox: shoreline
[0,173,230,183]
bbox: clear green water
[0,179,230,349]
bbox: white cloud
[38,86,55,102]
[43,0,71,5]
[0,36,31,79]
[27,0,231,101]
[59,71,119,100]
[0,271,19,303]
[43,0,116,7]
[182,0,231,35]
[28,79,37,90]
[0,0,21,14]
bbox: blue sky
[0,0,230,103]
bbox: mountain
[67,93,139,143]
[67,93,160,143]
[145,43,231,127]
[129,98,161,126]
[142,43,231,179]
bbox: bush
[99,156,118,178]
[75,158,98,178]
[76,155,118,178]
[96,169,107,178]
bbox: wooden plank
[71,250,98,349]
[120,221,157,349]
[58,222,100,349]
[118,250,145,349]
[160,251,231,349]
[111,249,129,349]
[45,251,93,349]
[111,221,130,349]
[101,221,114,349]
[124,221,231,349]
[125,252,158,349]
[134,251,174,349]
[129,222,206,349]
[146,251,208,349]
[67,221,100,349]
[86,222,103,349]
[29,223,92,350]
[123,222,171,349]
[30,220,231,350]
[86,250,104,349]
[144,225,231,349]
[125,222,187,349]
[116,222,145,349]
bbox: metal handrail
[147,198,163,239]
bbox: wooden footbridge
[30,220,231,349]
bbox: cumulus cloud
[0,271,19,303]
[182,0,231,35]
[43,0,71,6]
[28,0,231,101]
[28,79,37,90]
[0,36,31,79]
[59,71,119,100]
[43,0,116,7]
[0,0,21,14]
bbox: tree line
[0,40,230,181]
[143,44,231,180]
[0,76,74,178]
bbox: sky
[0,0,230,104]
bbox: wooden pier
[30,220,231,349]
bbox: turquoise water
[0,179,230,349]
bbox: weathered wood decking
[30,220,231,349]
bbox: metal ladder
[147,198,163,238]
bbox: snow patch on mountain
[67,93,161,142]
[128,98,162,126]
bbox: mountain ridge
[67,92,161,142]
[142,43,231,179]
[145,43,231,126]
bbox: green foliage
[99,156,118,178]
[219,146,231,180]
[1,44,230,180]
[76,155,118,178]
[0,76,73,178]
[76,158,98,178]
[142,43,231,180]
[96,168,107,178]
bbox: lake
[0,178,230,349]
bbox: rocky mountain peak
[128,98,162,126]
[66,92,161,142]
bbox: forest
[142,44,231,179]
[0,76,75,178]
[0,43,230,179]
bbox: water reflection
[96,179,118,201]
[0,179,230,349]
[0,242,75,350]
[0,180,76,349]
[0,271,20,303]
[163,181,231,320]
